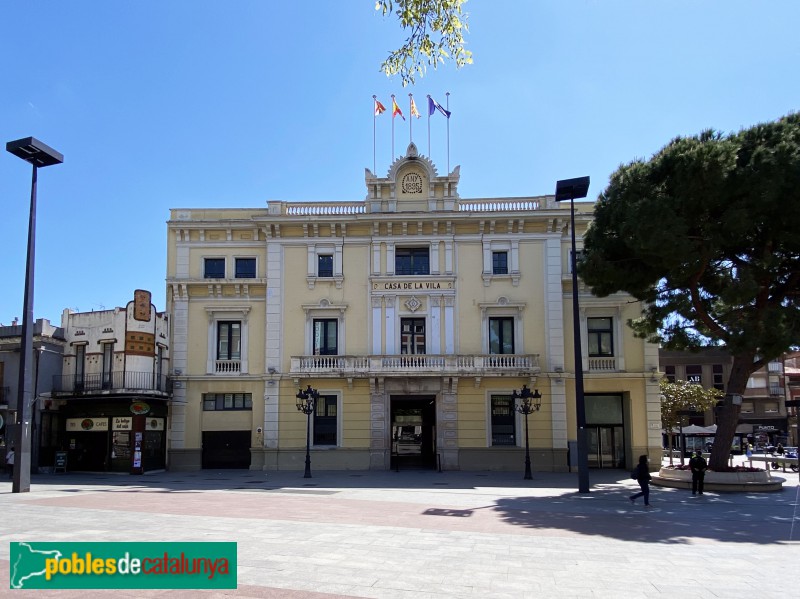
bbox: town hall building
[165,144,662,473]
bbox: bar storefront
[59,399,167,473]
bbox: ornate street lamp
[512,385,542,480]
[295,384,319,478]
[555,176,591,493]
[6,137,63,494]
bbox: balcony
[588,356,618,372]
[52,371,172,396]
[215,360,241,374]
[290,354,540,378]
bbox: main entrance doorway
[391,396,437,470]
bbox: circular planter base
[652,467,784,492]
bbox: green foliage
[581,113,800,367]
[660,379,722,433]
[376,0,472,86]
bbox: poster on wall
[145,418,164,431]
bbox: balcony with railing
[214,359,241,374]
[588,356,619,372]
[52,371,172,397]
[290,354,540,377]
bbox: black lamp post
[295,384,318,478]
[555,176,591,493]
[6,137,63,494]
[512,384,542,480]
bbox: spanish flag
[374,98,387,116]
[392,96,405,121]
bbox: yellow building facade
[166,144,663,473]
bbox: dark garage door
[202,431,251,469]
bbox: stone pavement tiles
[1,468,799,598]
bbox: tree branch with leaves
[376,0,472,86]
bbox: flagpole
[426,95,431,157]
[391,94,396,161]
[446,92,451,174]
[408,93,413,144]
[372,95,377,174]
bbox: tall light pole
[555,176,591,493]
[512,385,542,480]
[295,384,318,478]
[6,137,63,494]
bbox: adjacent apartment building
[0,318,65,470]
[166,144,663,472]
[48,291,172,473]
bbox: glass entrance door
[587,426,625,469]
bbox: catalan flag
[428,95,451,119]
[410,95,421,119]
[392,96,405,121]
[374,98,387,116]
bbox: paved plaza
[2,458,799,598]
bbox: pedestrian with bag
[689,451,707,495]
[629,454,652,507]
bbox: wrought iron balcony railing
[52,371,172,396]
[290,354,540,377]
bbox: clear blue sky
[2,1,798,325]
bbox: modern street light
[512,384,542,480]
[555,176,591,493]
[295,384,319,478]
[6,137,63,494]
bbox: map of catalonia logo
[10,542,237,589]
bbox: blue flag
[427,96,451,119]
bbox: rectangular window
[712,364,724,391]
[204,258,225,278]
[587,317,613,357]
[75,345,86,388]
[401,318,426,354]
[217,321,241,360]
[157,346,165,391]
[395,248,430,275]
[202,393,253,411]
[570,249,584,273]
[665,365,676,383]
[686,365,702,385]
[314,395,338,445]
[317,255,333,277]
[741,402,754,414]
[764,401,779,413]
[492,251,508,275]
[313,319,338,355]
[491,395,516,446]
[489,317,514,354]
[102,342,114,389]
[747,377,767,389]
[235,257,256,278]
